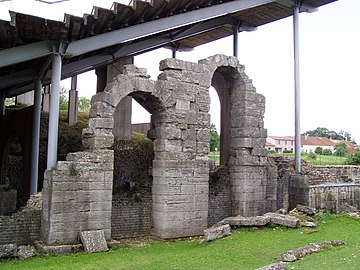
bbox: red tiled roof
[301,136,335,146]
[269,136,294,141]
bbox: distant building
[267,135,357,154]
[266,136,294,153]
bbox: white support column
[30,79,42,194]
[68,76,78,126]
[47,53,62,169]
[293,4,301,174]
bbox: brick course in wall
[0,193,41,245]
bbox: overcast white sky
[1,0,359,142]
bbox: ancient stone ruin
[0,55,359,248]
[39,54,272,244]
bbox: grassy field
[268,152,348,166]
[209,152,348,166]
[1,215,359,270]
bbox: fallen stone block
[256,262,287,270]
[281,240,345,262]
[34,241,82,254]
[301,221,317,228]
[296,204,317,216]
[204,224,231,242]
[80,230,109,253]
[338,203,358,214]
[223,215,270,227]
[17,245,37,260]
[0,244,17,258]
[265,213,300,228]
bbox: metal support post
[47,53,62,169]
[293,4,301,174]
[233,26,239,58]
[30,79,42,194]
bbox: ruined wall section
[40,68,154,245]
[200,55,271,217]
[151,59,211,238]
[0,193,41,245]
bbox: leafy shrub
[322,149,333,156]
[308,152,317,160]
[283,150,293,154]
[315,147,323,155]
[346,149,360,165]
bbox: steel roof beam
[0,40,53,68]
[66,0,276,56]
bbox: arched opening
[0,134,24,215]
[111,91,165,239]
[211,66,237,165]
[209,87,220,167]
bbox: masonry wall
[309,184,360,212]
[208,167,231,227]
[0,193,41,245]
[41,150,113,244]
[111,193,152,238]
[306,166,360,185]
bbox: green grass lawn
[269,152,348,166]
[1,215,359,270]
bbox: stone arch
[200,55,268,217]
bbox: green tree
[334,142,347,157]
[303,127,356,143]
[346,149,360,165]
[322,149,332,156]
[210,123,220,152]
[78,96,91,112]
[59,86,68,111]
[315,147,323,155]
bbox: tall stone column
[17,91,34,106]
[42,85,50,112]
[68,76,78,126]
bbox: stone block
[0,244,17,258]
[80,230,109,253]
[159,58,186,71]
[88,118,114,129]
[204,224,231,241]
[223,215,270,227]
[89,102,115,118]
[17,245,37,260]
[34,241,82,254]
[265,213,300,228]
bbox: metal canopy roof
[0,0,336,98]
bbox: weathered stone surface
[204,224,231,241]
[280,240,345,262]
[17,245,37,260]
[256,262,287,270]
[80,230,109,253]
[301,221,317,228]
[0,244,17,258]
[265,213,300,228]
[339,202,358,213]
[296,204,317,216]
[34,241,82,254]
[223,215,270,227]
